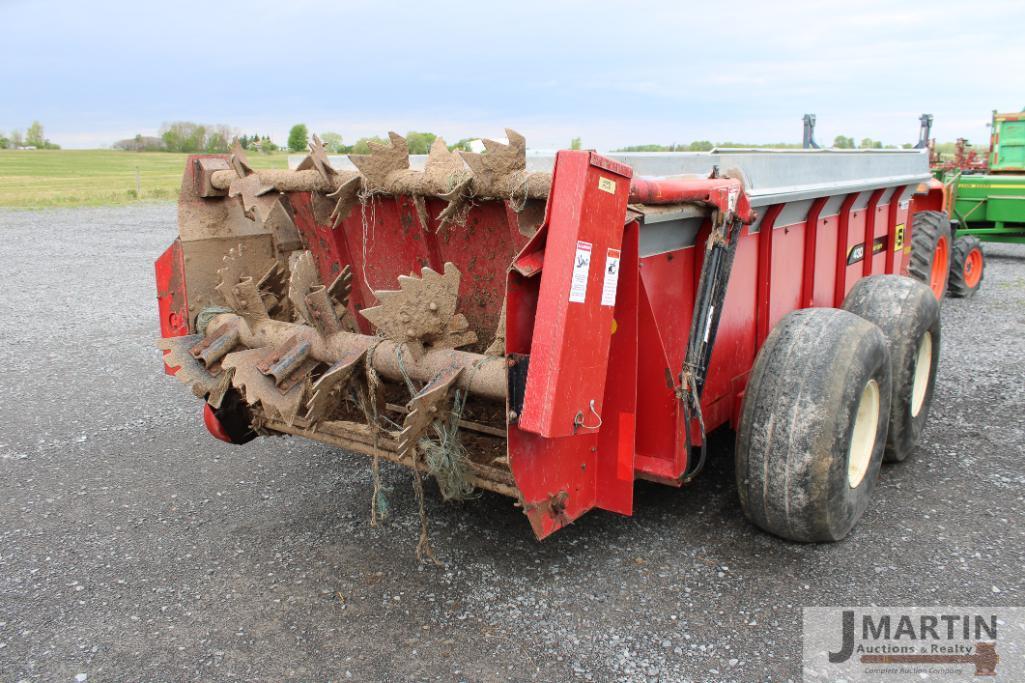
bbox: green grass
[0,149,294,209]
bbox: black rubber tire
[843,275,940,463]
[213,389,258,445]
[907,210,951,299]
[736,308,891,542]
[948,235,985,298]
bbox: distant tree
[160,121,208,153]
[569,137,582,150]
[614,144,667,152]
[203,124,234,153]
[288,124,309,152]
[10,130,24,148]
[25,121,45,148]
[351,136,386,154]
[0,131,8,149]
[448,138,475,152]
[859,137,883,149]
[833,135,855,149]
[320,131,344,153]
[688,140,714,151]
[901,143,913,149]
[206,132,229,153]
[113,134,165,152]
[405,131,437,155]
[259,136,279,153]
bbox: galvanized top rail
[289,148,931,208]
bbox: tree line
[111,122,480,155]
[614,136,912,152]
[1,121,60,149]
[102,121,934,155]
[286,124,478,155]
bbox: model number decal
[598,177,617,194]
[847,236,887,265]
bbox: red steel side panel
[638,250,695,373]
[703,221,759,419]
[155,239,190,374]
[633,276,685,482]
[833,193,859,307]
[768,219,806,332]
[519,151,633,438]
[862,189,885,277]
[885,188,906,275]
[291,193,526,341]
[801,198,828,308]
[812,212,840,306]
[755,205,783,346]
[842,198,869,301]
[887,187,914,275]
[595,220,639,515]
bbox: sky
[2,0,1024,150]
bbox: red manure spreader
[156,132,948,543]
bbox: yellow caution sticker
[893,223,905,252]
[598,177,617,194]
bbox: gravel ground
[1,204,1023,682]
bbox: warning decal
[601,248,621,306]
[893,223,905,251]
[569,241,592,303]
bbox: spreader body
[156,135,942,538]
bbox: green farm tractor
[927,110,1025,298]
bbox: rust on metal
[256,334,312,387]
[190,323,240,367]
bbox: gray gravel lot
[1,204,1023,682]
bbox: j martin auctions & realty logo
[803,607,1024,681]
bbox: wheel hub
[911,331,933,418]
[848,379,880,488]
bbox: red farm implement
[156,132,947,543]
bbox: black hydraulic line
[680,214,744,483]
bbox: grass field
[0,149,293,209]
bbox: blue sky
[3,0,1023,150]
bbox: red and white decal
[601,248,621,307]
[569,240,592,303]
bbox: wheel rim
[929,236,949,299]
[848,379,880,489]
[910,331,933,418]
[964,248,983,288]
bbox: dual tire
[948,235,985,298]
[909,210,986,299]
[908,210,951,299]
[736,276,939,542]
